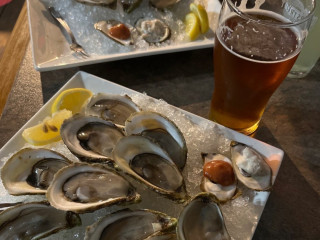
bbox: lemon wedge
[51,88,93,114]
[22,109,72,146]
[190,3,209,34]
[185,12,201,41]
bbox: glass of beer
[209,0,315,135]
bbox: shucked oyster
[60,114,124,162]
[0,202,81,239]
[82,93,141,126]
[125,111,187,170]
[1,148,72,195]
[230,142,272,191]
[135,18,171,43]
[149,0,180,9]
[75,0,117,9]
[85,208,177,240]
[95,20,137,46]
[201,153,237,202]
[46,163,140,213]
[176,193,230,240]
[113,135,188,201]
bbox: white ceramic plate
[27,0,221,72]
[0,72,283,239]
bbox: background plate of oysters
[0,71,283,239]
[27,0,221,71]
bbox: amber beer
[209,13,300,134]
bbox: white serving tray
[27,0,221,72]
[0,72,283,239]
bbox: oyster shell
[230,142,272,191]
[176,193,230,240]
[46,163,140,213]
[149,0,180,9]
[82,93,141,126]
[95,20,137,46]
[135,18,170,43]
[84,208,177,240]
[75,0,117,9]
[125,111,187,170]
[113,135,188,201]
[1,148,72,195]
[0,202,81,239]
[145,232,177,240]
[60,114,124,162]
[120,0,143,13]
[200,153,237,202]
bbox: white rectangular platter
[0,72,283,239]
[27,0,221,72]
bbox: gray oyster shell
[76,0,117,9]
[0,202,81,239]
[84,208,177,240]
[135,18,170,43]
[113,135,188,202]
[149,0,180,9]
[1,148,72,195]
[46,163,140,213]
[60,114,124,162]
[82,93,141,126]
[176,193,230,240]
[200,153,237,202]
[125,111,187,170]
[230,141,272,191]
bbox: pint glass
[209,0,315,135]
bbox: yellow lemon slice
[185,12,201,41]
[22,109,72,146]
[190,3,209,34]
[51,88,93,114]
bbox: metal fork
[48,6,89,58]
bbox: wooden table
[0,4,319,239]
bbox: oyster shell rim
[46,162,141,213]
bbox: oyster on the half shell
[0,202,81,239]
[176,192,231,240]
[1,148,72,195]
[95,20,138,46]
[200,153,237,202]
[84,208,177,240]
[125,111,187,170]
[135,18,171,43]
[60,114,124,162]
[230,142,272,191]
[46,163,140,213]
[82,93,141,126]
[113,135,188,201]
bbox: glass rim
[226,0,316,27]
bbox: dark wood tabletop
[0,5,319,239]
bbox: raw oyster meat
[1,148,72,195]
[200,153,237,202]
[82,93,141,125]
[46,163,140,213]
[113,135,188,201]
[149,0,180,9]
[230,141,272,191]
[95,20,137,46]
[84,208,177,240]
[125,111,187,169]
[60,114,124,162]
[75,0,117,9]
[120,0,143,13]
[176,193,230,240]
[0,202,81,239]
[135,18,171,43]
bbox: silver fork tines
[48,7,89,58]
